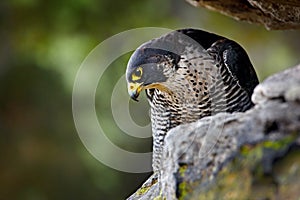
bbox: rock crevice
[185,0,300,30]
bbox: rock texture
[127,64,300,200]
[185,0,300,30]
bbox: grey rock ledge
[128,64,300,200]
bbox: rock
[185,0,300,30]
[252,65,300,104]
[127,64,300,200]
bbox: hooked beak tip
[129,90,140,102]
[128,82,143,102]
[131,95,139,102]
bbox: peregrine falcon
[126,29,259,172]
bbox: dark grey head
[126,42,181,101]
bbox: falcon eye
[132,67,143,81]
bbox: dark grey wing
[178,28,259,97]
[207,39,259,97]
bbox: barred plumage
[126,29,259,172]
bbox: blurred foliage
[0,0,299,199]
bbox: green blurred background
[0,0,299,199]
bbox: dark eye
[135,68,141,77]
[132,67,143,81]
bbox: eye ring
[132,67,143,81]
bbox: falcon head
[126,45,181,101]
[126,29,226,101]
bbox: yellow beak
[128,82,143,101]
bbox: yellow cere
[132,67,143,81]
